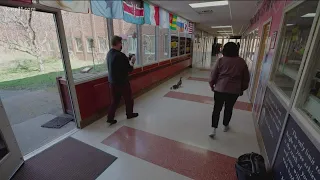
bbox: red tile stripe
[164,91,252,112]
[102,126,237,180]
[187,77,209,82]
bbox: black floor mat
[41,116,73,129]
[12,137,117,180]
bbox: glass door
[0,98,23,179]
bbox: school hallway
[68,67,259,180]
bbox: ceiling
[150,0,260,36]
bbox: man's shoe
[107,119,117,125]
[127,113,139,119]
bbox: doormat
[41,116,73,129]
[12,137,117,180]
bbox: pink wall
[245,0,292,121]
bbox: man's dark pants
[108,82,133,120]
[212,91,239,128]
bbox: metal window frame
[0,0,82,128]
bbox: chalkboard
[273,115,320,180]
[259,87,287,163]
[171,36,178,57]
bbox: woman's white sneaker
[223,125,230,132]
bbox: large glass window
[272,1,318,98]
[302,43,320,127]
[159,27,169,60]
[141,24,156,65]
[62,11,109,80]
[113,19,138,64]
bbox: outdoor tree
[0,7,56,72]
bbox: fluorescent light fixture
[211,25,232,28]
[301,13,316,18]
[217,31,233,33]
[189,1,228,8]
[286,24,294,26]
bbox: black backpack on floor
[235,152,267,180]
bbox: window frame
[75,37,83,52]
[98,37,107,53]
[291,0,320,134]
[269,0,320,106]
[86,37,94,53]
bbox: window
[113,19,138,64]
[159,27,169,60]
[66,37,73,52]
[179,32,186,55]
[98,37,107,53]
[171,29,179,57]
[62,11,109,80]
[301,43,320,127]
[75,37,83,52]
[128,36,137,54]
[87,38,94,52]
[142,24,156,65]
[272,1,318,98]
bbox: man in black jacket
[106,36,139,125]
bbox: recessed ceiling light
[211,25,232,28]
[301,13,316,18]
[286,24,294,26]
[189,1,228,8]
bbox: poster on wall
[179,37,186,55]
[273,115,320,180]
[171,36,178,57]
[258,87,287,163]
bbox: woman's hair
[222,42,239,57]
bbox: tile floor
[70,68,260,180]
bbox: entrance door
[251,22,271,102]
[0,98,23,179]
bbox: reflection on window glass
[159,27,169,60]
[62,11,109,80]
[141,24,156,65]
[113,19,138,63]
[302,46,320,127]
[273,1,318,98]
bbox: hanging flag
[188,22,193,34]
[39,0,90,13]
[176,17,186,32]
[169,14,177,30]
[91,0,123,19]
[12,0,31,3]
[144,2,159,26]
[123,0,144,24]
[159,8,169,28]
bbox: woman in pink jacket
[209,42,250,138]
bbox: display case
[272,0,319,99]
